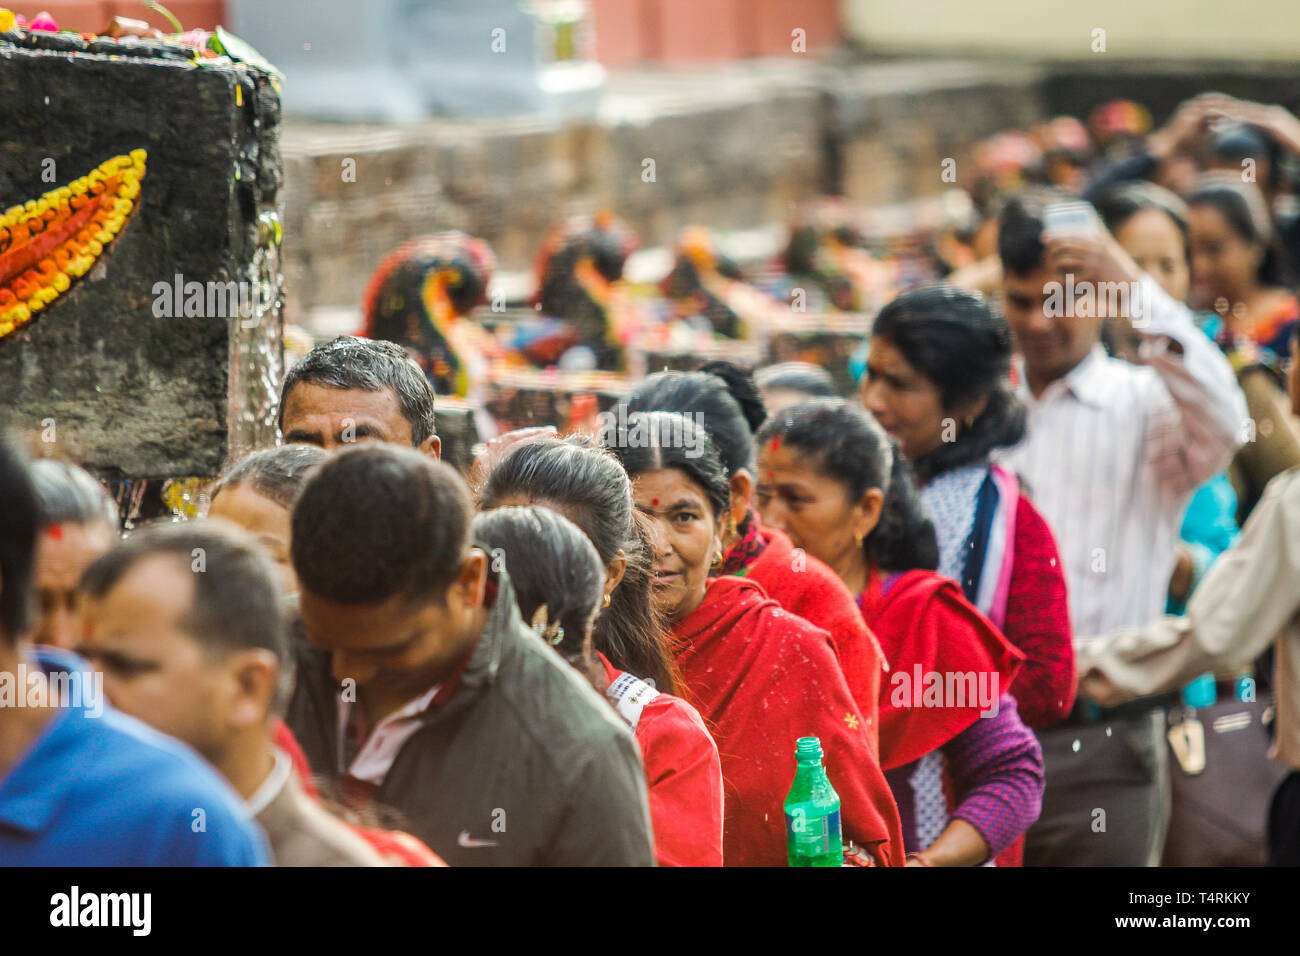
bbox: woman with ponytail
[606,411,904,867]
[755,399,1043,867]
[478,440,723,866]
[473,506,612,690]
[860,285,1075,731]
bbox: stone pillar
[0,30,284,481]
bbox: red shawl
[741,526,886,745]
[859,569,1025,771]
[672,576,904,867]
[599,654,725,867]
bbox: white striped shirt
[996,275,1247,638]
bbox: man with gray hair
[280,335,441,460]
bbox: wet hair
[1093,181,1191,264]
[80,522,289,707]
[1186,176,1291,288]
[754,361,837,400]
[291,445,471,606]
[473,506,605,668]
[997,186,1078,277]
[479,437,677,694]
[754,399,939,573]
[29,459,120,534]
[0,433,40,644]
[624,370,757,478]
[605,411,732,524]
[870,285,1027,482]
[279,336,437,447]
[208,444,331,512]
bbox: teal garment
[1168,474,1239,616]
[1171,474,1241,707]
[1179,473,1240,561]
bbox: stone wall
[279,56,1300,320]
[280,61,832,316]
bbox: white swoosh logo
[457,830,499,848]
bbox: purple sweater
[883,693,1044,860]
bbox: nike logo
[457,830,499,848]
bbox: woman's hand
[1148,93,1222,161]
[1204,95,1300,157]
[917,818,991,867]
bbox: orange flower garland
[0,149,147,339]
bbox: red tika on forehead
[46,523,63,541]
[651,498,659,506]
[769,435,781,452]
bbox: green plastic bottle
[784,736,843,867]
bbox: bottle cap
[795,736,823,761]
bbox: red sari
[726,522,886,747]
[860,569,1030,866]
[671,576,904,867]
[598,653,724,867]
[858,569,1024,772]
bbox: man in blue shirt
[0,433,269,865]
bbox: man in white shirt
[994,189,1247,865]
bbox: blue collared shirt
[0,646,270,866]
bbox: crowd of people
[2,89,1300,866]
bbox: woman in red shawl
[623,366,886,740]
[755,399,1044,867]
[605,410,903,867]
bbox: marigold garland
[0,149,147,339]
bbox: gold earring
[855,531,865,547]
[711,549,723,568]
[602,592,611,608]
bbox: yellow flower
[0,10,16,32]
